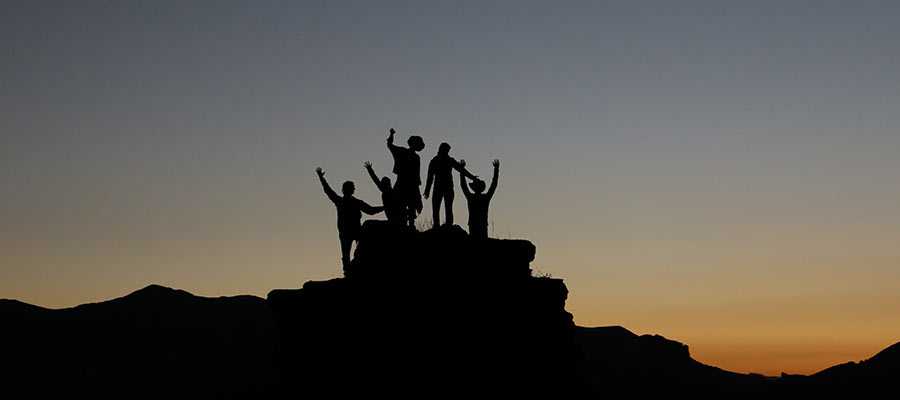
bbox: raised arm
[486,159,500,199]
[316,167,340,204]
[423,158,436,199]
[364,161,381,189]
[359,199,384,215]
[386,128,398,151]
[452,158,478,181]
[459,169,472,199]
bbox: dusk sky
[3,1,900,375]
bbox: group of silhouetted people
[317,128,500,270]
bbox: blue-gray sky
[3,1,900,374]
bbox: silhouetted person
[364,161,403,226]
[423,142,477,227]
[460,159,499,239]
[316,167,383,271]
[386,128,425,228]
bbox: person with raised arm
[460,159,500,239]
[386,128,425,228]
[316,167,384,271]
[423,142,477,227]
[364,161,403,226]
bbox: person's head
[408,135,425,152]
[380,176,391,190]
[470,179,486,194]
[438,142,451,156]
[342,181,355,196]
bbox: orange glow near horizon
[5,217,900,376]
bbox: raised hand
[316,167,324,177]
[364,161,372,169]
[459,159,466,168]
[493,159,500,169]
[387,128,396,144]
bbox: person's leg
[405,203,415,228]
[398,180,414,228]
[339,235,353,270]
[445,189,455,226]
[412,186,423,220]
[432,190,442,227]
[404,185,421,229]
[471,222,487,239]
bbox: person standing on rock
[460,159,500,239]
[386,128,425,228]
[316,167,384,271]
[363,161,403,226]
[423,142,477,227]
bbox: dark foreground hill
[2,222,897,398]
[0,285,278,398]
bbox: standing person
[316,167,384,272]
[460,159,500,239]
[363,161,403,226]
[423,142,477,227]
[386,128,425,228]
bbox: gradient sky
[3,1,900,375]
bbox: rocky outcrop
[267,223,579,396]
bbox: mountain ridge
[2,224,897,397]
[3,282,898,397]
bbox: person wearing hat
[386,128,425,228]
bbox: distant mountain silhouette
[2,224,898,397]
[814,341,900,380]
[1,285,278,399]
[575,325,770,394]
[778,339,900,395]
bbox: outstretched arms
[459,169,472,199]
[453,158,478,181]
[364,161,382,190]
[487,159,500,198]
[359,200,384,216]
[316,167,340,204]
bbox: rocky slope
[268,223,578,396]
